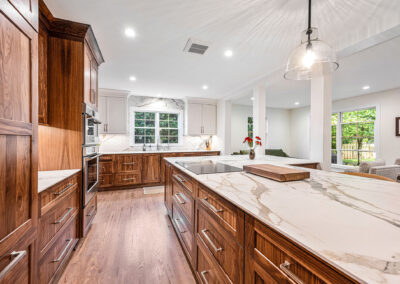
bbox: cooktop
[176,160,242,175]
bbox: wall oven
[82,103,101,146]
[82,146,99,207]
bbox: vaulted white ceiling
[45,0,400,100]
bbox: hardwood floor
[58,189,196,284]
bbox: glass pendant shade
[284,28,338,80]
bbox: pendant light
[284,0,338,80]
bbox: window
[331,108,376,166]
[132,110,181,145]
[248,117,253,139]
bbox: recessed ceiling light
[251,97,254,101]
[129,76,136,81]
[202,85,208,90]
[125,27,136,38]
[294,102,300,105]
[362,85,370,90]
[224,49,233,57]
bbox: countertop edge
[38,169,81,193]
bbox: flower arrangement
[243,136,262,160]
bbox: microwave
[82,104,101,146]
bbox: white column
[310,74,332,170]
[217,99,232,155]
[253,85,266,157]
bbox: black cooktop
[176,160,242,175]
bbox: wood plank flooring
[58,189,196,284]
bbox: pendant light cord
[306,0,312,45]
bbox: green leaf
[135,128,145,136]
[169,129,178,136]
[159,113,168,121]
[145,128,155,136]
[169,121,178,128]
[145,120,155,127]
[145,112,155,120]
[159,120,168,128]
[135,120,145,127]
[135,112,145,119]
[169,113,178,121]
[169,137,178,144]
[135,136,144,143]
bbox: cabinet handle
[54,183,74,196]
[174,193,185,205]
[174,218,186,234]
[201,229,223,253]
[123,162,135,165]
[53,207,73,224]
[103,124,106,132]
[0,250,27,281]
[173,174,186,183]
[280,260,304,284]
[123,178,135,181]
[200,270,209,284]
[201,197,223,214]
[53,239,74,263]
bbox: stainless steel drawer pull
[174,218,186,234]
[175,193,186,205]
[123,162,135,165]
[53,207,73,224]
[280,260,304,284]
[0,250,26,281]
[200,270,209,284]
[53,239,73,263]
[54,183,74,196]
[173,174,186,183]
[201,197,223,214]
[201,229,223,253]
[122,178,135,181]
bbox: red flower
[243,137,253,143]
[255,141,262,146]
[255,136,261,141]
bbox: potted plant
[243,136,262,160]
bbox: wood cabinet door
[38,21,48,125]
[0,2,38,282]
[187,103,202,135]
[202,104,217,135]
[83,45,92,108]
[164,163,173,216]
[142,154,161,184]
[115,155,142,173]
[90,60,98,110]
[7,0,39,31]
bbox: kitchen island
[164,155,400,284]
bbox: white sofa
[355,159,400,181]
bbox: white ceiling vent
[183,38,210,55]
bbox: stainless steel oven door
[83,154,99,206]
[83,114,101,146]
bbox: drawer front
[196,235,229,284]
[100,161,113,174]
[245,253,287,284]
[172,170,195,197]
[39,216,78,284]
[172,178,194,225]
[115,155,142,172]
[99,174,114,188]
[198,185,244,244]
[114,173,141,186]
[0,245,30,284]
[197,206,243,284]
[99,154,113,162]
[83,194,97,236]
[39,187,79,251]
[40,174,79,211]
[246,217,355,284]
[172,198,193,259]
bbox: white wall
[289,88,400,164]
[230,104,291,154]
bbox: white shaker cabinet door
[202,104,217,135]
[187,103,203,135]
[107,97,127,134]
[98,96,107,134]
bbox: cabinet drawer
[198,185,244,244]
[197,206,243,284]
[246,217,355,284]
[100,161,113,174]
[172,170,195,197]
[172,178,194,225]
[115,155,142,172]
[99,154,113,161]
[39,215,78,284]
[83,194,97,236]
[114,173,141,186]
[99,174,114,187]
[172,198,193,260]
[245,252,288,284]
[196,234,230,284]
[39,186,79,251]
[40,174,79,212]
[0,246,30,284]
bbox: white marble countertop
[165,155,400,284]
[38,169,81,193]
[99,149,220,155]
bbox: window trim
[332,105,380,166]
[130,107,183,146]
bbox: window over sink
[130,109,182,145]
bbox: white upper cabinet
[98,95,127,134]
[186,102,217,135]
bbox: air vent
[183,38,210,55]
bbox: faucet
[142,143,146,151]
